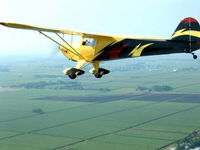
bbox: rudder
[171,17,200,42]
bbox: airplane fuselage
[61,38,199,62]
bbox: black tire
[95,73,102,78]
[193,55,198,59]
[69,74,77,79]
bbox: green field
[0,54,200,150]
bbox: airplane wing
[0,22,167,40]
[0,22,103,37]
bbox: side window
[82,38,96,47]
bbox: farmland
[0,54,200,150]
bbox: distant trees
[151,85,173,92]
[181,67,199,72]
[32,108,44,114]
[16,80,81,89]
[136,86,151,92]
[19,81,50,89]
[176,144,183,150]
[136,85,173,92]
[15,80,111,92]
[34,75,63,79]
[176,131,200,150]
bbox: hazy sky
[0,0,200,56]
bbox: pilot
[82,39,89,46]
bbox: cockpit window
[82,38,96,47]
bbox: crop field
[0,54,200,150]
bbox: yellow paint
[172,28,200,39]
[129,43,154,57]
[76,60,86,69]
[92,61,100,73]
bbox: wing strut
[55,33,86,60]
[39,31,86,60]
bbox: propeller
[49,43,62,57]
[39,31,85,60]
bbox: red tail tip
[181,17,198,24]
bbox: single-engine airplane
[1,17,200,79]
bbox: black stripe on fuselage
[93,39,191,61]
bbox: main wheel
[95,73,102,78]
[69,74,77,79]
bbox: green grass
[0,134,77,150]
[138,105,200,133]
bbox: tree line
[136,85,173,92]
[176,131,200,150]
[14,80,110,92]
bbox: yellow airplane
[1,17,200,79]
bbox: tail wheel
[192,53,198,59]
[193,55,198,59]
